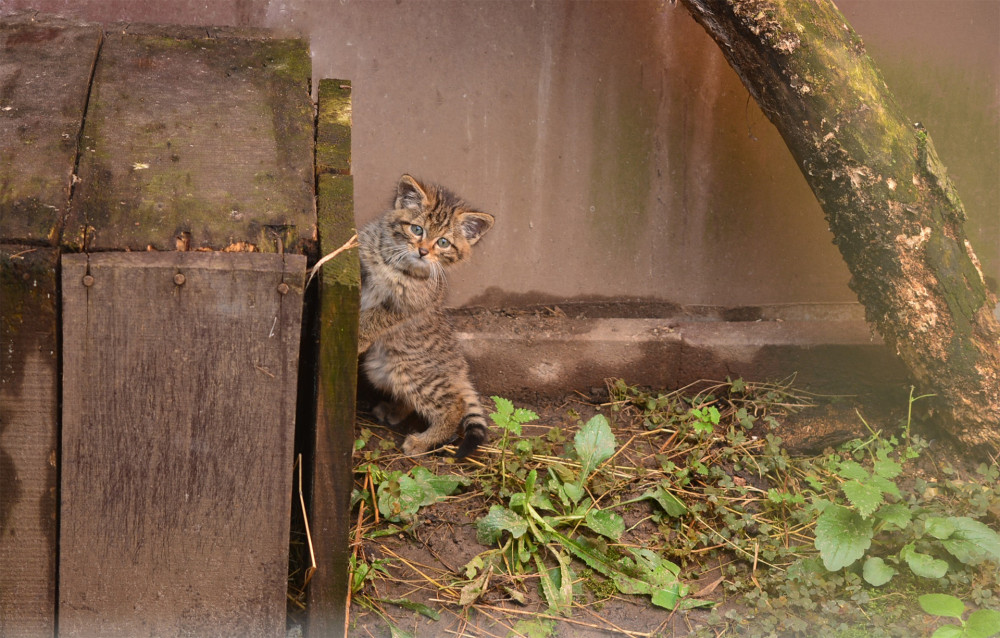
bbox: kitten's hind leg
[401,397,465,457]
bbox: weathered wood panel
[0,15,101,244]
[307,79,359,638]
[0,245,59,638]
[64,28,315,253]
[60,251,305,638]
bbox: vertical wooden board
[0,15,101,243]
[316,80,353,176]
[64,30,315,252]
[59,251,305,638]
[0,245,59,638]
[307,79,358,638]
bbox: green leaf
[477,505,528,545]
[463,555,485,579]
[388,624,415,638]
[836,460,870,481]
[902,543,949,579]
[524,468,537,501]
[869,474,901,499]
[534,554,566,615]
[584,509,625,541]
[557,534,689,609]
[508,618,557,638]
[409,466,470,505]
[930,626,966,638]
[925,516,958,540]
[862,556,896,586]
[513,408,539,424]
[491,395,514,417]
[966,609,1000,638]
[574,414,617,482]
[814,504,874,571]
[939,517,1000,564]
[382,597,441,620]
[918,593,966,620]
[640,483,688,517]
[873,457,903,479]
[376,474,423,522]
[875,503,912,530]
[534,550,573,616]
[562,482,586,505]
[841,479,884,518]
[376,468,469,523]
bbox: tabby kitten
[358,175,495,457]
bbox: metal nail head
[82,274,95,287]
[277,282,290,295]
[173,273,186,286]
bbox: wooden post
[307,79,359,638]
[0,15,102,638]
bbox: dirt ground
[337,382,938,638]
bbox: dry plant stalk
[306,233,358,288]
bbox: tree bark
[678,0,1000,448]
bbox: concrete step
[451,304,908,397]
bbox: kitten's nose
[418,246,429,257]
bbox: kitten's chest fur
[359,235,440,315]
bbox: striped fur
[358,175,494,457]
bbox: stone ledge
[453,314,907,398]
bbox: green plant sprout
[489,395,539,495]
[813,389,1000,586]
[467,411,699,613]
[919,593,1000,638]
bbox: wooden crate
[2,14,359,638]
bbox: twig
[345,476,368,637]
[306,233,359,288]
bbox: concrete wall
[4,0,997,310]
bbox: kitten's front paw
[401,434,429,457]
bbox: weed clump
[345,379,1000,637]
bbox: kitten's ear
[396,174,428,212]
[458,211,495,245]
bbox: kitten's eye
[436,237,451,249]
[410,224,424,237]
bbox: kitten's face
[380,175,494,279]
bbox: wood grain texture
[0,245,59,638]
[60,251,305,638]
[307,79,359,638]
[64,28,315,253]
[0,15,101,244]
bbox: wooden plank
[0,15,101,244]
[0,245,59,638]
[64,29,315,253]
[59,251,306,638]
[307,79,359,638]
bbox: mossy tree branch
[679,0,1000,448]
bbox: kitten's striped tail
[455,413,490,458]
